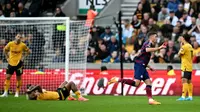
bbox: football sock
[118,79,135,86]
[4,80,10,93]
[181,83,188,98]
[146,85,153,100]
[16,80,22,93]
[188,83,193,98]
[75,91,82,98]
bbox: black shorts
[6,61,23,76]
[182,71,192,80]
[57,87,69,100]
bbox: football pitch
[0,96,199,112]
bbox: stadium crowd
[87,0,200,63]
[0,0,200,65]
[0,0,66,66]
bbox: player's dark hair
[101,66,107,71]
[182,33,191,43]
[148,32,157,38]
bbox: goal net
[0,18,89,94]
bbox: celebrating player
[0,33,30,97]
[26,81,89,101]
[108,32,166,105]
[177,34,193,101]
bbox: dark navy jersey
[134,41,152,66]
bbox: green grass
[0,96,199,112]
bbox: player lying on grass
[108,32,166,105]
[26,81,89,101]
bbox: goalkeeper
[26,81,89,101]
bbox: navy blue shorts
[134,63,150,81]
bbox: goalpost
[0,17,89,94]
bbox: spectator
[167,0,179,12]
[95,44,109,60]
[88,33,98,48]
[102,51,120,63]
[161,19,174,38]
[184,0,192,13]
[90,26,100,43]
[166,10,179,26]
[122,19,134,44]
[87,48,95,63]
[150,7,158,21]
[4,3,12,17]
[142,13,150,26]
[158,7,169,21]
[131,15,141,30]
[100,26,113,42]
[0,9,4,17]
[188,8,197,17]
[176,20,184,33]
[156,30,165,46]
[188,17,196,29]
[196,13,200,25]
[134,3,143,20]
[107,36,119,54]
[52,48,64,63]
[96,38,107,53]
[134,27,146,52]
[166,40,178,63]
[55,7,65,17]
[171,26,181,42]
[192,41,200,63]
[151,0,162,13]
[148,18,160,32]
[189,25,200,44]
[175,4,184,19]
[123,52,132,63]
[154,48,168,63]
[86,5,97,27]
[139,0,151,13]
[16,2,29,17]
[10,11,15,17]
[9,0,18,11]
[138,25,148,40]
[180,11,192,28]
[29,0,42,17]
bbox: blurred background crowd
[87,0,200,64]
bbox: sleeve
[4,42,11,51]
[179,46,185,55]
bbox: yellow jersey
[37,91,60,100]
[179,43,193,72]
[4,41,29,66]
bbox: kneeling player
[26,81,89,101]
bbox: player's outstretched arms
[146,44,166,52]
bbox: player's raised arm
[145,32,166,52]
[145,44,166,52]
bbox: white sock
[181,96,185,98]
[188,96,193,98]
[3,91,8,95]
